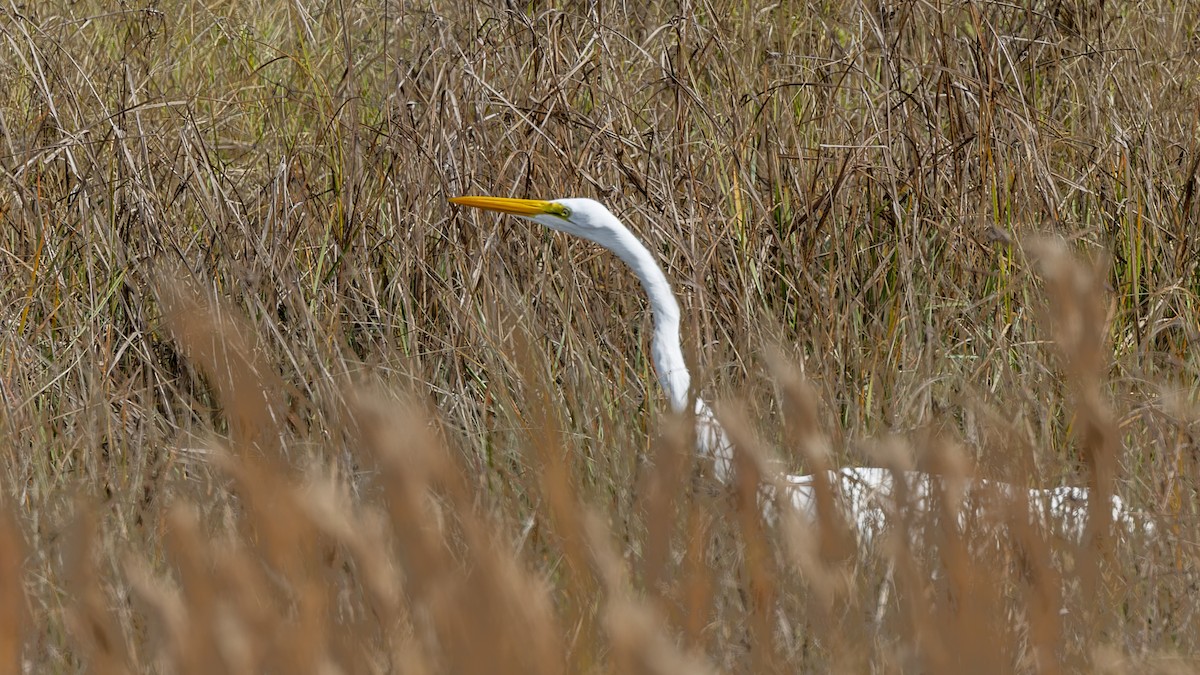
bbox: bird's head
[449,195,616,244]
[450,193,687,407]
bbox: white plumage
[450,195,1148,543]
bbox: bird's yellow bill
[449,195,568,218]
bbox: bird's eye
[558,206,571,218]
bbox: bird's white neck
[588,219,691,413]
[584,211,734,482]
[547,196,734,480]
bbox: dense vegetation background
[1,0,1197,671]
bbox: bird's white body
[782,468,1142,543]
[450,195,1148,544]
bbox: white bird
[449,195,1146,544]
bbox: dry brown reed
[1,0,1198,671]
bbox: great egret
[449,195,1145,542]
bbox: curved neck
[585,211,733,482]
[589,222,691,413]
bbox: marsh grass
[1,0,1198,671]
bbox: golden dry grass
[1,0,1198,672]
